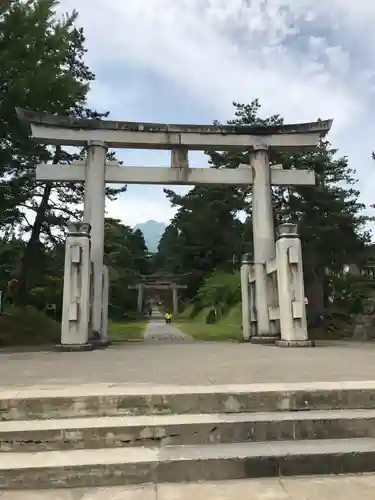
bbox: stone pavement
[2,335,375,387]
[143,313,193,343]
[1,475,375,499]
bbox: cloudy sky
[57,0,375,228]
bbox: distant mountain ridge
[134,220,167,253]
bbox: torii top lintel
[16,108,333,152]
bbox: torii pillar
[137,284,144,314]
[83,140,107,342]
[127,284,144,314]
[171,283,179,316]
[251,143,277,344]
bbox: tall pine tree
[0,0,124,303]
[158,100,372,308]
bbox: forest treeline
[1,1,373,339]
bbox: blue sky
[57,0,375,228]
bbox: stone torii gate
[128,282,188,315]
[17,108,332,348]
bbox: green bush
[179,303,196,318]
[0,306,60,346]
[29,276,63,316]
[330,274,375,314]
[197,271,241,314]
[206,308,216,324]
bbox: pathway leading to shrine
[143,310,194,343]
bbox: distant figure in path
[165,311,172,324]
[148,305,152,317]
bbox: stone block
[250,336,279,345]
[276,340,315,348]
[55,344,95,352]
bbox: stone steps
[1,438,375,489]
[2,382,375,488]
[2,409,375,452]
[2,380,375,420]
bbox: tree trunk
[15,147,61,306]
[303,248,325,328]
[305,269,325,328]
[15,183,52,305]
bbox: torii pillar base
[251,335,280,345]
[90,331,111,349]
[91,339,111,349]
[55,343,95,352]
[276,339,315,348]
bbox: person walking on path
[165,311,172,324]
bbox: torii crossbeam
[128,283,187,315]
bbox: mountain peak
[134,220,167,253]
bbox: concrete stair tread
[1,437,375,470]
[3,380,375,399]
[160,437,375,460]
[2,408,375,433]
[5,380,375,422]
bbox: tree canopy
[0,0,127,304]
[156,100,373,312]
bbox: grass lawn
[177,303,243,342]
[177,319,242,341]
[108,320,148,342]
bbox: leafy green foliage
[197,271,241,311]
[0,238,24,287]
[329,273,375,315]
[158,187,245,297]
[0,218,150,324]
[0,1,125,304]
[104,219,150,320]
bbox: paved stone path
[3,338,375,387]
[143,312,193,343]
[1,475,375,498]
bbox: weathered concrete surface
[3,409,375,452]
[2,475,375,499]
[143,316,193,343]
[2,439,375,488]
[3,380,375,421]
[3,340,375,388]
[0,484,156,499]
[159,475,375,500]
[3,382,375,487]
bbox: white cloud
[106,186,177,227]
[106,185,191,227]
[55,0,375,226]
[56,0,375,126]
